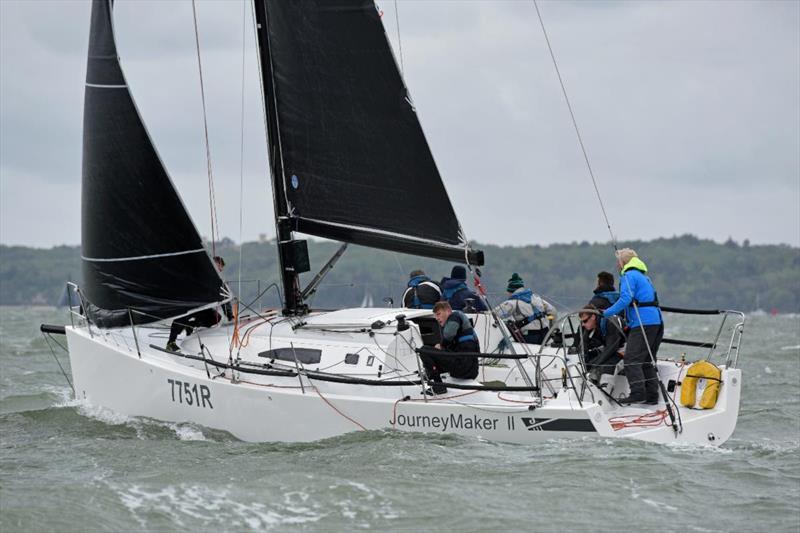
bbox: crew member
[589,271,620,310]
[439,265,487,312]
[166,256,232,352]
[575,304,624,381]
[401,270,441,309]
[420,301,480,394]
[603,249,663,404]
[494,273,556,344]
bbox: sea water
[1,307,798,532]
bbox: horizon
[2,232,797,252]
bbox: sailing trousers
[420,340,479,380]
[168,309,220,344]
[623,324,663,400]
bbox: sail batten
[255,0,483,266]
[81,0,224,328]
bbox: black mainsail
[81,0,225,328]
[253,0,484,310]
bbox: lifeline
[395,413,499,432]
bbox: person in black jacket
[401,270,441,309]
[575,304,624,380]
[588,271,620,311]
[166,256,232,351]
[439,265,487,312]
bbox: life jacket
[508,288,545,324]
[596,290,620,305]
[680,360,722,409]
[634,290,660,308]
[444,311,478,349]
[441,280,467,301]
[406,275,434,309]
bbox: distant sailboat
[56,280,80,309]
[359,290,374,308]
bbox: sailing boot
[424,373,448,395]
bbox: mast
[252,0,307,315]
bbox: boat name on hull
[394,413,499,432]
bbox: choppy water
[1,307,798,532]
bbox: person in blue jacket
[439,265,487,312]
[401,270,441,309]
[603,249,664,405]
[589,271,620,310]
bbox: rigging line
[238,0,247,304]
[393,0,404,76]
[531,0,617,251]
[191,0,220,256]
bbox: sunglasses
[580,317,594,324]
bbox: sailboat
[45,0,745,446]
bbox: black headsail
[253,0,484,312]
[81,0,225,328]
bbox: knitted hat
[506,273,524,292]
[450,265,467,280]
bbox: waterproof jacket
[575,315,625,370]
[401,276,441,309]
[589,284,620,310]
[440,277,487,311]
[494,288,555,332]
[603,257,662,328]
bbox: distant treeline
[1,234,798,313]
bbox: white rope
[191,0,220,256]
[532,0,617,251]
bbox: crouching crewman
[419,302,480,394]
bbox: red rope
[609,409,669,431]
[312,386,367,431]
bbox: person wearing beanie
[401,269,441,309]
[439,265,487,312]
[603,248,664,405]
[494,273,556,344]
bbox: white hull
[64,308,741,446]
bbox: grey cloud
[1,0,798,248]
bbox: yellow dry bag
[680,360,722,409]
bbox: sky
[1,0,798,249]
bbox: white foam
[112,483,324,529]
[169,423,207,441]
[75,402,137,427]
[780,345,800,351]
[665,440,733,454]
